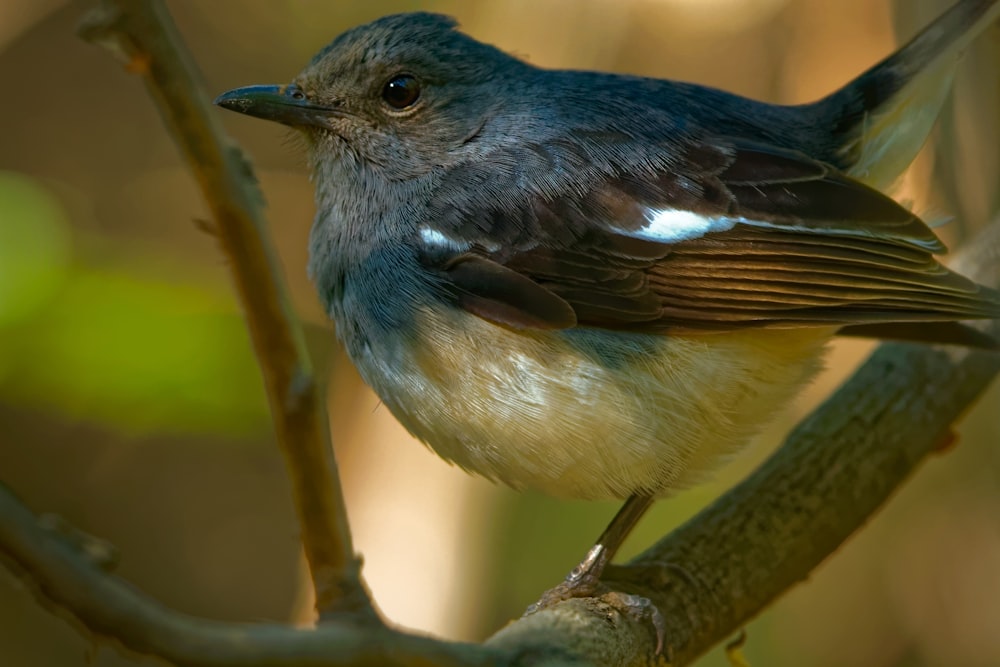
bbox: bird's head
[215,13,531,180]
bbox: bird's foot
[524,497,666,651]
[524,556,667,655]
[524,550,605,614]
[524,495,655,613]
[602,590,668,656]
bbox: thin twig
[76,0,369,618]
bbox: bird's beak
[214,84,334,128]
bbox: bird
[216,0,1000,614]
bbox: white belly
[356,304,833,500]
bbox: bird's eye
[382,75,421,110]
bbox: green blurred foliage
[0,171,268,436]
[0,171,71,330]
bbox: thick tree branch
[76,0,369,617]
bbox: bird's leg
[527,494,667,652]
[526,494,655,612]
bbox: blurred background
[1,1,998,665]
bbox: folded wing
[417,137,1000,339]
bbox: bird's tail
[813,0,1000,189]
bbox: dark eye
[381,75,421,110]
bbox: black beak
[214,84,333,128]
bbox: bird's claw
[525,578,667,656]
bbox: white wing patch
[420,226,470,252]
[619,208,742,243]
[622,209,942,252]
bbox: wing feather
[419,136,1000,337]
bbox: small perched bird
[217,0,1000,610]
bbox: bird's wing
[417,137,1000,338]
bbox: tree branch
[0,482,501,667]
[76,0,370,618]
[1,1,995,666]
